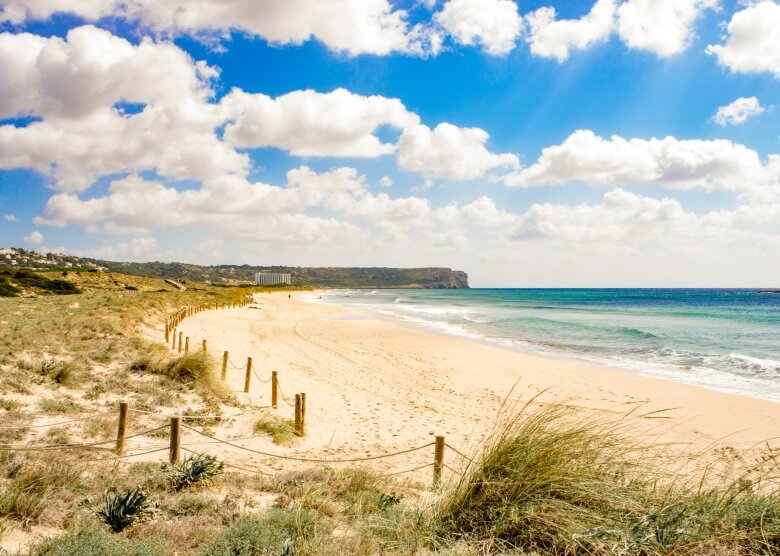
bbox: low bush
[31,524,164,556]
[95,488,153,533]
[164,453,224,492]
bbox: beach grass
[434,400,780,554]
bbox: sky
[0,0,779,287]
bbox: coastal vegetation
[1,247,469,289]
[1,270,779,555]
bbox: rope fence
[1,399,468,486]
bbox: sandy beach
[168,291,780,482]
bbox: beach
[176,291,780,481]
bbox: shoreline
[176,291,780,477]
[303,289,780,405]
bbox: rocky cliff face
[422,269,469,289]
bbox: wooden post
[169,416,181,464]
[164,322,169,343]
[295,394,302,436]
[221,351,228,381]
[202,339,207,353]
[243,357,252,393]
[172,328,177,350]
[433,435,445,487]
[178,331,183,353]
[116,401,128,455]
[185,337,190,355]
[271,371,278,408]
[300,393,306,436]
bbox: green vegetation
[254,414,298,445]
[164,454,224,492]
[96,488,153,533]
[1,247,469,288]
[434,403,780,554]
[0,268,81,297]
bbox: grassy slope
[1,272,779,555]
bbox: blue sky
[0,0,779,286]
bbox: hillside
[0,247,469,289]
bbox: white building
[255,272,292,286]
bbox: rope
[443,463,463,476]
[128,408,243,420]
[76,447,170,464]
[0,410,115,430]
[228,358,247,370]
[252,367,273,383]
[445,443,475,464]
[180,448,272,476]
[382,463,433,477]
[0,426,168,452]
[276,381,296,408]
[181,424,434,463]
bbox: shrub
[199,507,332,556]
[31,524,164,556]
[164,453,224,492]
[95,488,153,533]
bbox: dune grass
[254,414,298,445]
[434,401,780,554]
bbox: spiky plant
[95,488,152,533]
[165,453,224,491]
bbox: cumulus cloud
[3,214,17,222]
[524,0,616,62]
[222,88,419,157]
[617,0,718,57]
[0,0,433,57]
[434,0,523,55]
[707,1,780,78]
[23,230,44,245]
[73,237,158,260]
[0,25,247,192]
[714,97,765,126]
[524,0,717,61]
[504,130,778,191]
[396,123,519,180]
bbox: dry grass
[253,413,298,445]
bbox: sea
[305,289,780,403]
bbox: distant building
[255,272,292,286]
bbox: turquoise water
[307,289,780,402]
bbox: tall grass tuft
[435,401,780,554]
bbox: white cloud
[617,0,718,58]
[3,214,16,222]
[714,97,765,126]
[222,88,419,157]
[524,0,616,62]
[396,123,519,180]
[707,1,780,78]
[504,129,778,191]
[73,237,158,260]
[435,0,523,55]
[0,0,433,57]
[379,176,394,188]
[0,25,247,192]
[23,230,44,245]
